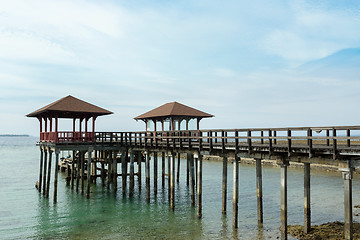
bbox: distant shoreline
[0,134,30,137]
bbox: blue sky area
[0,0,360,135]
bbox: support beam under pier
[342,162,353,240]
[233,155,239,228]
[304,163,311,233]
[256,158,263,226]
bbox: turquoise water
[0,137,359,239]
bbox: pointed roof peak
[27,95,113,118]
[134,101,214,120]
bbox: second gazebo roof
[134,101,213,121]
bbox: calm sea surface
[0,136,359,239]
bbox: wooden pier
[28,96,360,240]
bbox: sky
[0,0,360,136]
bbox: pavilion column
[92,116,96,141]
[197,118,200,130]
[186,118,189,131]
[44,117,47,133]
[73,117,76,141]
[79,117,83,142]
[49,116,53,133]
[161,120,164,131]
[55,115,58,143]
[85,117,88,141]
[145,119,148,132]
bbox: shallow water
[0,136,359,239]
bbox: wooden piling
[81,151,85,195]
[233,155,239,228]
[342,162,353,240]
[304,163,311,233]
[101,161,105,186]
[280,160,288,240]
[170,153,175,209]
[186,152,189,186]
[42,149,48,195]
[129,150,135,197]
[188,153,195,206]
[38,147,44,193]
[222,156,227,214]
[162,152,165,189]
[46,150,52,198]
[256,158,263,226]
[138,152,142,191]
[154,151,158,195]
[53,149,59,202]
[122,151,127,195]
[145,151,150,203]
[113,151,118,192]
[177,152,180,183]
[107,151,111,190]
[71,150,75,189]
[168,153,171,201]
[196,153,203,218]
[76,151,80,192]
[86,148,92,198]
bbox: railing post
[221,130,225,153]
[326,129,330,146]
[347,129,351,147]
[247,130,252,154]
[235,131,239,153]
[308,128,313,158]
[269,130,272,155]
[333,128,337,160]
[261,131,264,144]
[274,131,277,145]
[209,131,213,152]
[188,131,191,149]
[199,131,203,151]
[287,129,292,157]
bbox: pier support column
[168,153,171,201]
[196,153,203,218]
[256,158,263,226]
[138,152,142,191]
[38,147,44,193]
[76,151,80,192]
[46,149,53,198]
[129,150,135,197]
[154,151,158,195]
[86,148,92,198]
[188,153,195,206]
[280,159,289,240]
[53,149,60,202]
[304,163,311,233]
[233,155,239,228]
[162,152,165,189]
[107,151,112,190]
[42,149,48,195]
[101,161,105,186]
[121,151,127,195]
[81,151,85,195]
[342,162,353,240]
[170,153,175,210]
[186,153,189,186]
[145,151,151,203]
[71,150,75,189]
[177,152,181,184]
[113,151,118,192]
[222,156,228,214]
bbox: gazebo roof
[134,101,213,121]
[26,95,113,118]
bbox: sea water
[0,136,359,239]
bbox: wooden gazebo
[27,95,113,142]
[134,101,213,131]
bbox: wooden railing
[93,126,360,159]
[40,131,95,143]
